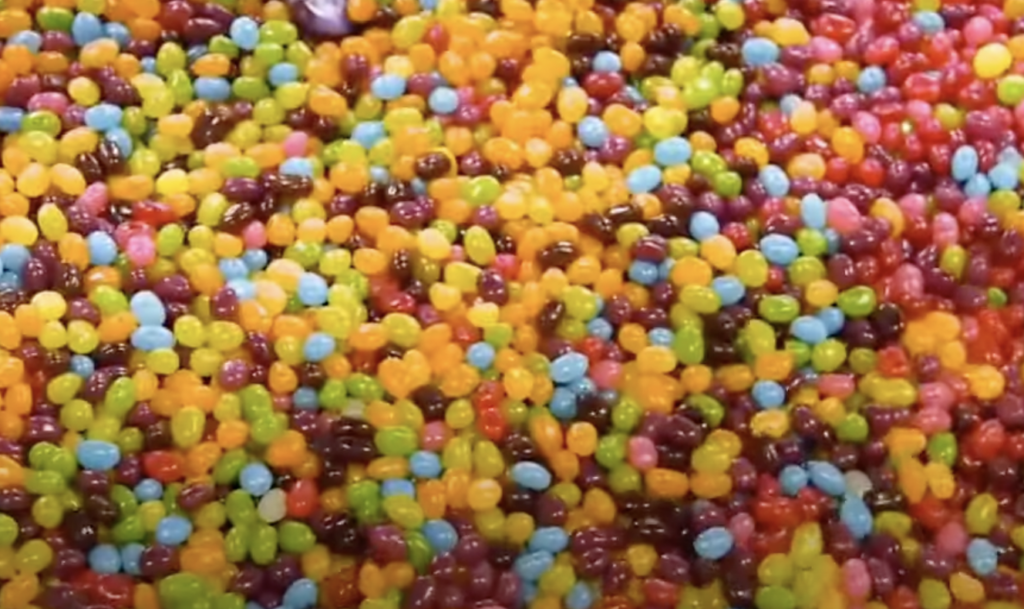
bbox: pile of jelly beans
[7,0,1024,608]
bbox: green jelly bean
[594,433,627,469]
[250,523,279,566]
[111,485,139,516]
[743,319,777,356]
[318,379,348,410]
[171,407,206,448]
[225,525,251,563]
[464,226,496,265]
[278,521,316,554]
[608,464,641,495]
[758,295,800,324]
[405,531,432,573]
[918,578,951,609]
[347,480,382,524]
[159,573,212,609]
[836,413,868,443]
[837,286,877,318]
[679,285,721,314]
[810,339,847,372]
[757,554,794,586]
[687,394,724,427]
[112,515,145,545]
[226,490,258,526]
[0,514,19,547]
[25,470,66,496]
[611,398,641,433]
[755,585,796,609]
[36,6,74,30]
[383,495,424,529]
[673,325,704,365]
[926,432,958,467]
[213,449,249,485]
[375,427,419,457]
[965,493,999,536]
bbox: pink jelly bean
[818,374,855,399]
[961,316,979,342]
[627,436,657,471]
[842,559,871,600]
[728,513,754,546]
[906,100,932,123]
[918,382,955,411]
[914,408,952,435]
[957,198,987,227]
[931,212,959,247]
[851,112,881,144]
[242,221,268,249]
[889,263,924,302]
[590,360,623,390]
[27,92,69,114]
[826,197,862,234]
[935,521,968,556]
[964,16,994,46]
[421,422,450,451]
[449,245,465,262]
[125,236,156,267]
[809,37,842,63]
[272,394,292,410]
[282,131,309,157]
[77,182,109,214]
[897,194,926,218]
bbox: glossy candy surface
[3,0,1024,608]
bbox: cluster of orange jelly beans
[4,0,1024,608]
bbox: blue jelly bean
[409,451,442,479]
[303,333,336,362]
[283,579,318,609]
[155,515,193,546]
[194,77,232,101]
[240,463,273,497]
[352,121,386,149]
[807,461,846,496]
[514,551,554,582]
[428,87,459,114]
[689,211,720,242]
[510,462,552,490]
[371,74,406,100]
[952,145,979,182]
[549,387,578,420]
[751,380,785,410]
[964,173,991,198]
[120,543,144,576]
[134,478,164,501]
[292,387,319,410]
[741,37,780,66]
[711,276,745,306]
[88,544,122,574]
[626,165,662,194]
[9,31,41,54]
[279,157,313,178]
[422,519,458,553]
[71,13,104,45]
[577,116,609,148]
[592,51,621,72]
[800,194,827,229]
[856,66,886,94]
[243,249,268,271]
[759,234,799,266]
[550,352,589,384]
[989,162,1019,191]
[297,273,329,306]
[218,258,249,281]
[816,307,845,336]
[759,165,790,197]
[76,440,121,471]
[694,527,734,560]
[381,479,415,498]
[586,318,613,341]
[790,315,828,345]
[529,527,569,553]
[130,326,175,352]
[648,328,674,347]
[129,291,166,327]
[87,232,118,266]
[466,342,496,370]
[84,103,123,132]
[105,128,132,157]
[779,465,808,496]
[627,260,659,285]
[967,538,998,576]
[70,355,94,378]
[839,496,873,540]
[565,582,595,609]
[0,107,22,133]
[230,17,261,50]
[912,10,944,34]
[568,377,595,396]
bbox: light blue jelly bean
[72,13,104,46]
[751,380,785,410]
[297,272,329,306]
[807,461,846,496]
[741,37,780,66]
[514,551,554,582]
[550,387,578,420]
[759,165,790,197]
[381,479,415,498]
[87,232,118,266]
[592,51,621,72]
[711,276,745,306]
[839,496,873,540]
[120,543,145,576]
[565,582,595,609]
[70,355,95,378]
[292,387,318,410]
[240,463,273,497]
[423,519,458,553]
[628,260,659,285]
[587,318,613,341]
[230,17,261,50]
[428,87,459,114]
[84,103,123,132]
[689,211,720,242]
[550,352,589,384]
[529,527,569,553]
[134,478,164,501]
[790,315,828,345]
[88,544,122,574]
[800,194,827,229]
[856,66,886,94]
[648,328,674,347]
[76,440,121,471]
[964,173,991,198]
[952,145,979,182]
[303,333,336,362]
[816,307,845,336]
[694,527,734,560]
[779,465,808,496]
[409,451,442,479]
[130,326,175,352]
[283,579,318,609]
[371,75,407,100]
[989,162,1019,191]
[352,121,386,149]
[759,234,799,266]
[967,538,998,576]
[466,342,496,370]
[195,77,232,101]
[626,165,662,194]
[577,116,609,148]
[511,462,552,490]
[155,515,193,546]
[130,291,166,327]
